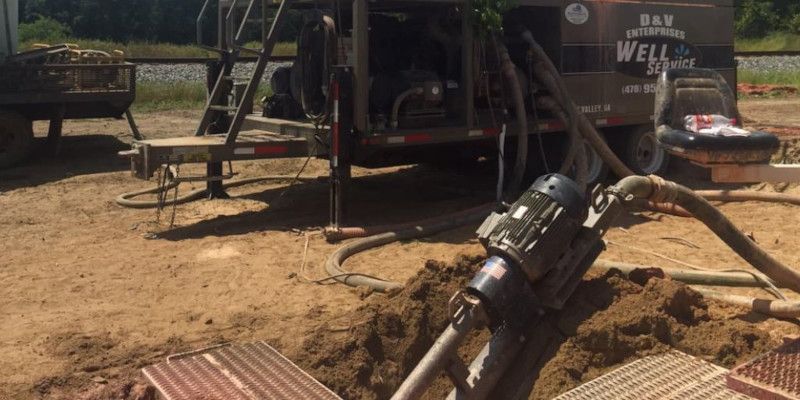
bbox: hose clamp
[648,175,679,204]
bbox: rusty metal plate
[554,351,752,400]
[727,338,800,400]
[142,341,342,400]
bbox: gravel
[736,56,800,72]
[137,62,292,84]
[135,56,799,84]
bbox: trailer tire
[624,126,669,176]
[0,110,34,169]
[583,138,610,185]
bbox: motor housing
[477,174,587,284]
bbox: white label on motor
[512,206,529,220]
[565,3,589,25]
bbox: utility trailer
[120,0,735,226]
[0,0,136,168]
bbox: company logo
[565,3,589,25]
[616,14,701,78]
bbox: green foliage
[738,69,800,89]
[18,16,71,43]
[734,0,800,38]
[735,33,800,52]
[735,1,778,38]
[17,0,303,46]
[134,82,273,112]
[471,0,514,37]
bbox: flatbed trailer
[0,0,137,167]
[121,0,735,226]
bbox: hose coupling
[647,175,679,204]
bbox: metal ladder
[195,0,295,144]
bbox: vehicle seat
[654,68,779,164]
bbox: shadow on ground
[0,135,131,190]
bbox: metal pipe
[446,325,526,400]
[391,306,481,400]
[692,287,800,319]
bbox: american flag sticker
[481,262,507,280]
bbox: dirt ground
[1,98,799,399]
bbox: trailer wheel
[584,139,610,185]
[0,110,34,169]
[624,126,669,175]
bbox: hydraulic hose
[116,176,319,209]
[522,31,634,180]
[495,37,529,196]
[591,260,781,289]
[324,204,496,292]
[612,175,800,294]
[297,15,337,120]
[324,204,496,242]
[536,95,587,189]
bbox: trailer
[0,0,136,168]
[119,0,735,226]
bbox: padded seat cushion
[657,128,780,152]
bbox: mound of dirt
[296,254,483,400]
[296,256,778,400]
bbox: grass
[133,82,273,112]
[20,38,297,58]
[738,69,800,87]
[735,32,800,52]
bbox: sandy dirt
[1,98,799,399]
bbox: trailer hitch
[392,173,626,400]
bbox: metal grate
[554,351,753,400]
[0,63,135,94]
[142,341,342,400]
[727,338,800,400]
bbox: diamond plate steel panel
[728,338,800,400]
[142,341,342,400]
[554,351,753,400]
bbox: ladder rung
[209,105,238,112]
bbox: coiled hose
[324,203,497,292]
[297,14,337,120]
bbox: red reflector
[607,117,625,125]
[483,128,500,136]
[255,146,289,155]
[405,133,432,143]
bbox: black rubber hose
[324,204,496,292]
[116,176,319,209]
[297,15,337,120]
[614,176,800,294]
[494,36,528,196]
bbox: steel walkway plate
[554,351,753,400]
[142,341,342,400]
[728,338,800,400]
